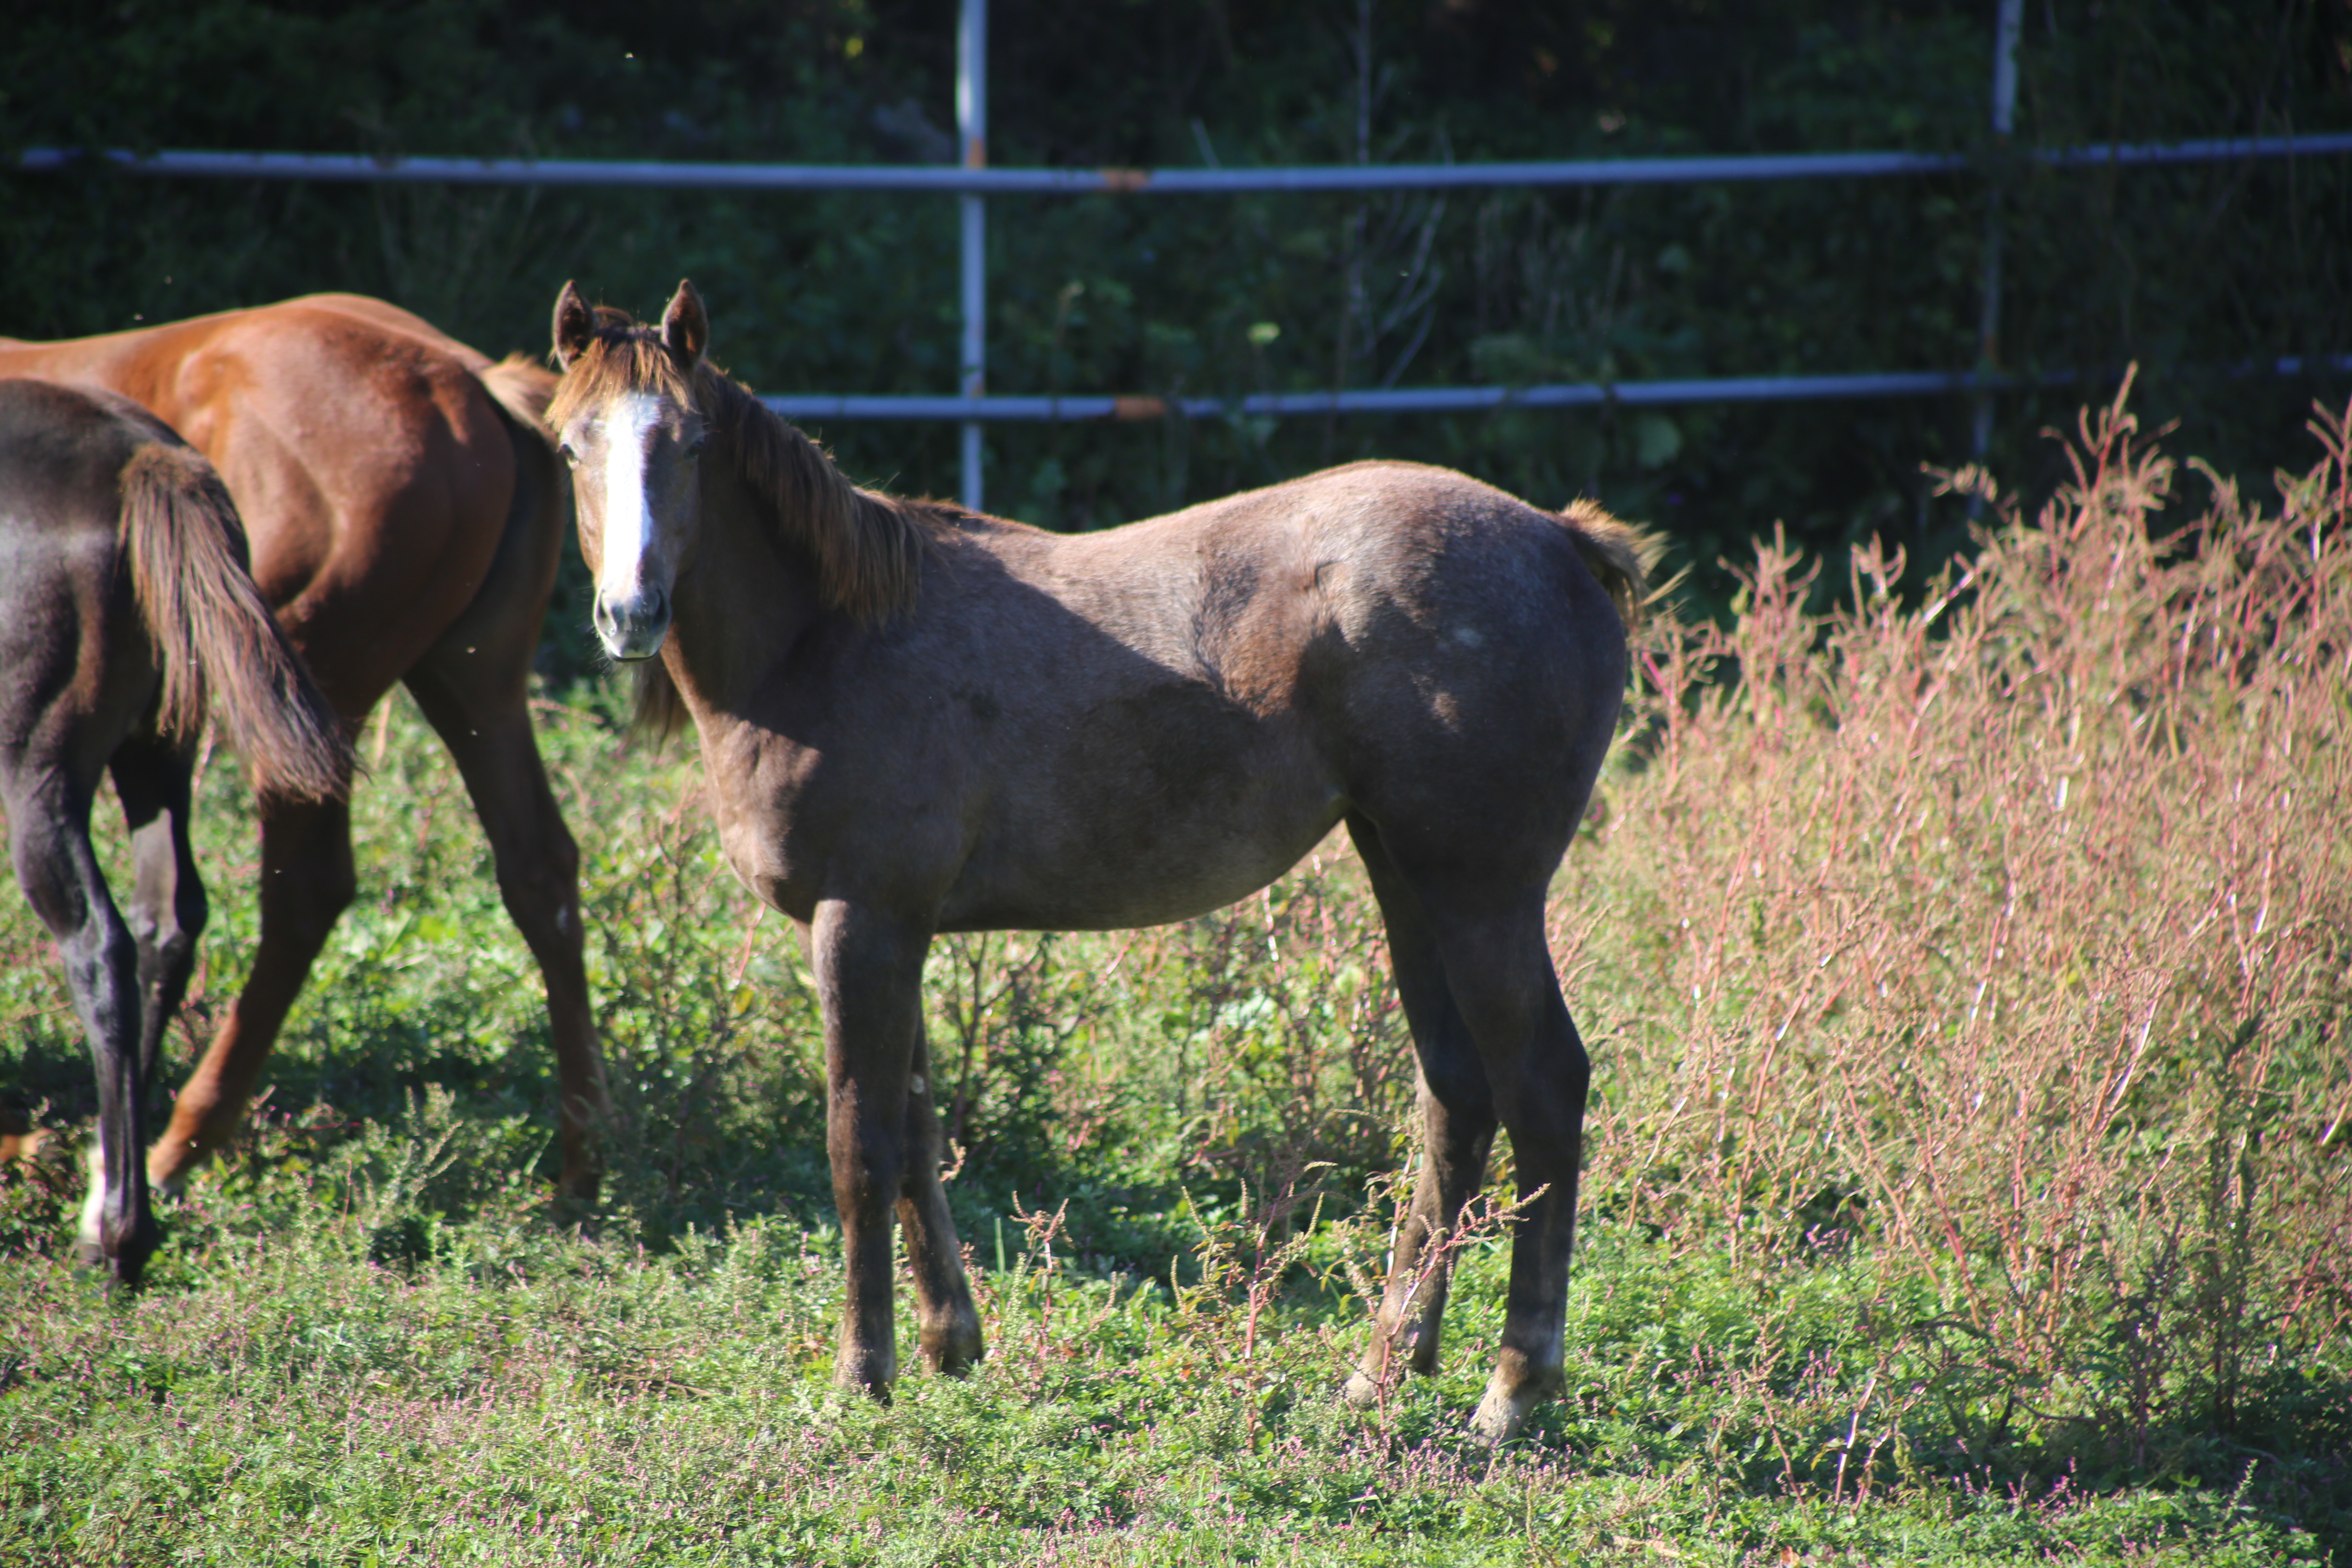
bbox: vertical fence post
[958,0,988,512]
[1971,0,2024,475]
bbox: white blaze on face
[597,391,665,607]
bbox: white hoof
[1468,1379,1537,1446]
[76,1143,108,1265]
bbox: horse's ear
[661,279,708,368]
[552,281,596,370]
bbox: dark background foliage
[5,0,2350,657]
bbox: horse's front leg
[898,1022,982,1374]
[813,897,932,1397]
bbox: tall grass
[0,387,2346,1563]
[1569,377,2351,1474]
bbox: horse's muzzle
[594,586,670,662]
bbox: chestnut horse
[0,378,349,1284]
[0,298,609,1197]
[546,281,1654,1442]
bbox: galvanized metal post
[1971,0,2024,470]
[958,0,988,511]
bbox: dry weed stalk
[1575,379,2352,1446]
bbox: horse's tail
[118,443,352,800]
[1557,499,1668,628]
[478,350,560,440]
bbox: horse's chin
[598,626,669,664]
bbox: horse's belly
[936,762,1345,933]
[938,843,1335,932]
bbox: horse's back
[1054,460,1616,647]
[909,462,1624,924]
[0,297,535,706]
[1042,461,1627,855]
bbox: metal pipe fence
[953,0,987,508]
[17,5,2352,509]
[757,357,2352,425]
[20,132,2352,193]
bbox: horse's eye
[684,437,707,459]
[558,443,579,467]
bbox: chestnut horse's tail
[1557,499,1667,628]
[118,443,351,800]
[478,350,560,437]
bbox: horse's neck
[665,459,823,723]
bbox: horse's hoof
[1340,1370,1382,1410]
[832,1368,896,1404]
[71,1237,151,1290]
[145,1139,198,1191]
[555,1166,603,1205]
[1468,1375,1543,1446]
[832,1342,898,1401]
[920,1321,984,1377]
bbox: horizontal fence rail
[18,130,2352,461]
[764,357,2352,423]
[17,132,2352,194]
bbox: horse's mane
[547,307,948,737]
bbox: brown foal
[547,280,1653,1441]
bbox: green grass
[4,1166,2332,1566]
[3,390,2349,1564]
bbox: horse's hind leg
[897,1022,983,1374]
[403,669,607,1200]
[1344,812,1499,1403]
[107,735,207,1109]
[5,778,154,1283]
[151,794,356,1185]
[400,445,607,1200]
[1421,895,1590,1445]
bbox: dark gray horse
[546,281,1653,1441]
[0,378,347,1285]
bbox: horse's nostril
[592,590,668,658]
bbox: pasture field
[3,392,2348,1565]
